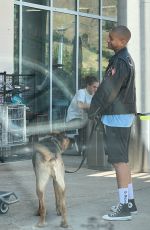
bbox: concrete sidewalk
[0,156,150,230]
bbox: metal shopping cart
[0,72,33,213]
[0,104,26,162]
[0,191,19,214]
[0,104,26,213]
[0,104,26,145]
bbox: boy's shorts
[104,126,131,164]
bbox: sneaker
[111,199,137,214]
[103,203,132,221]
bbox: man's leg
[113,162,130,205]
[114,162,131,188]
[110,162,137,214]
[102,126,136,220]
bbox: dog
[32,133,70,228]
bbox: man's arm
[88,59,130,119]
[77,101,90,110]
[76,89,90,110]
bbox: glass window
[79,0,100,15]
[102,20,117,76]
[14,5,19,73]
[24,0,50,6]
[53,0,76,11]
[102,0,117,19]
[22,7,50,116]
[79,16,99,86]
[52,13,76,121]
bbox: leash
[65,119,98,174]
[65,150,87,174]
[47,136,86,173]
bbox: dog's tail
[34,143,54,161]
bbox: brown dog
[32,133,70,228]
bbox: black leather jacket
[89,47,136,119]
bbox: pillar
[118,0,150,172]
[0,0,14,73]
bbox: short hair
[85,76,99,86]
[111,25,131,42]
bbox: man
[66,76,99,122]
[89,25,137,221]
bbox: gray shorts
[104,126,131,164]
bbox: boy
[89,25,137,221]
[66,76,99,154]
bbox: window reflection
[102,0,117,19]
[22,7,50,117]
[14,1,118,124]
[79,0,100,15]
[52,13,76,121]
[79,17,99,86]
[53,0,76,10]
[24,0,50,6]
[102,21,117,76]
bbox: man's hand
[88,109,100,120]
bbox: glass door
[22,7,50,118]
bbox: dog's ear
[61,137,70,151]
[55,132,67,141]
[54,132,70,151]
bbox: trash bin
[86,120,112,170]
[129,115,150,172]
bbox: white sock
[118,188,128,204]
[128,183,134,200]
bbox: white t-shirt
[66,88,93,122]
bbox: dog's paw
[35,210,48,216]
[60,221,68,228]
[35,222,48,228]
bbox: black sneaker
[111,199,137,214]
[103,203,132,221]
[128,199,138,214]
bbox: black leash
[65,119,98,173]
[47,136,86,173]
[65,150,86,174]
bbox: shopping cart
[0,191,19,214]
[0,104,26,212]
[0,72,32,213]
[0,104,26,162]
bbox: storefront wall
[118,0,150,172]
[0,0,14,73]
[2,0,150,171]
